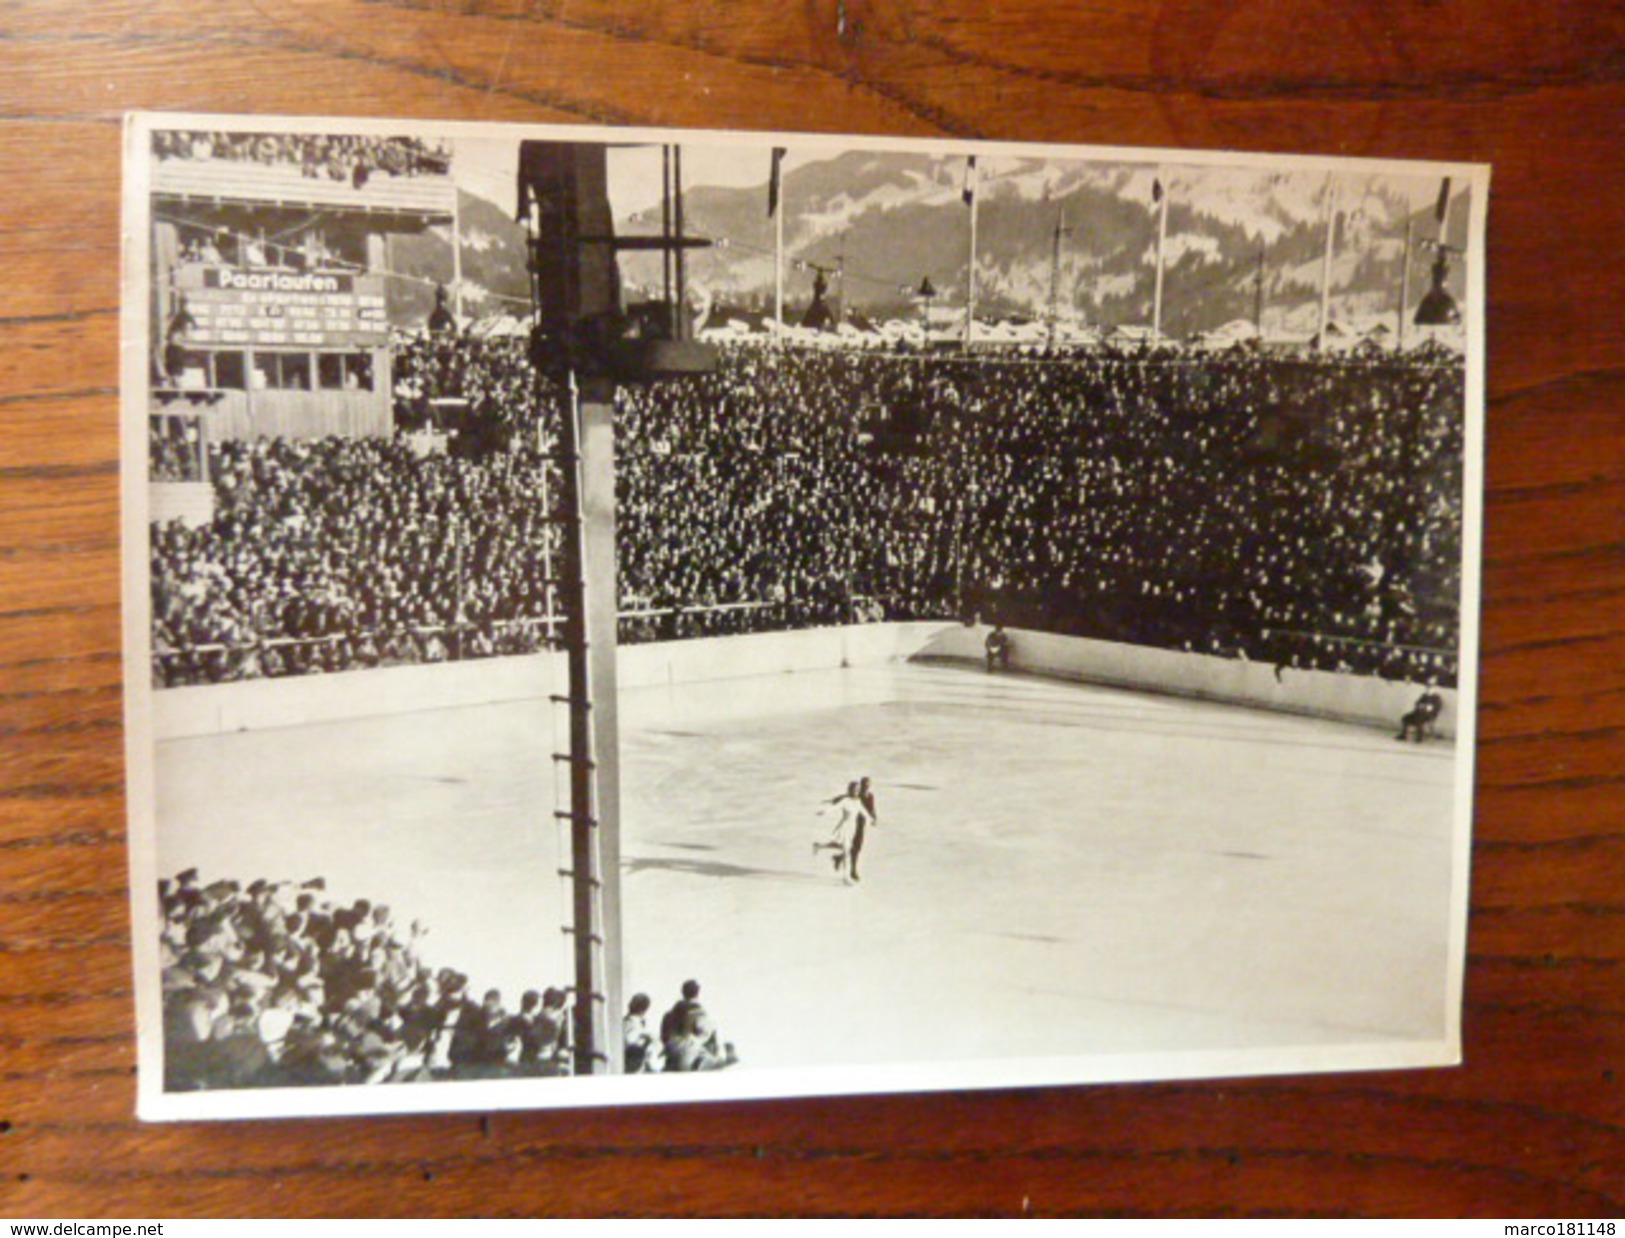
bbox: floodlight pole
[965,160,979,350]
[557,371,624,1075]
[518,139,712,1076]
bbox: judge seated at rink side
[158,869,738,1088]
[985,623,1012,673]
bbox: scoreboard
[180,266,389,350]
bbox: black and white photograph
[121,113,1486,1121]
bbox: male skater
[814,781,868,884]
[849,776,879,882]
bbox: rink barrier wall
[616,621,949,689]
[151,654,556,740]
[912,624,1457,738]
[149,623,952,740]
[150,620,1453,740]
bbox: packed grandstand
[160,868,726,1088]
[149,333,1464,690]
[151,130,452,180]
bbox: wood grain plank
[0,0,1619,1218]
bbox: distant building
[1194,319,1262,352]
[1105,324,1159,350]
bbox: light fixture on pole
[917,275,937,339]
[1413,250,1461,326]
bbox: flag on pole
[767,147,786,217]
[963,155,978,207]
[1152,178,1164,204]
[1434,177,1451,225]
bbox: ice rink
[156,658,1458,1075]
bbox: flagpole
[836,233,846,328]
[1317,174,1336,353]
[774,171,785,343]
[1047,205,1067,350]
[1253,245,1266,342]
[1152,176,1169,343]
[965,157,979,349]
[1397,215,1413,354]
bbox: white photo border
[122,111,1489,1122]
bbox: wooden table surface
[1,0,1621,1218]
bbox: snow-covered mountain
[387,189,532,326]
[621,151,1470,338]
[400,153,1469,339]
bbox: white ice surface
[156,660,1456,1075]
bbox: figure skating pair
[814,778,876,885]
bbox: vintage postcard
[121,112,1487,1120]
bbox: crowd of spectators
[615,346,1463,684]
[149,415,204,483]
[392,329,562,453]
[152,131,451,182]
[150,435,561,686]
[160,868,580,1089]
[160,869,734,1089]
[149,337,1464,687]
